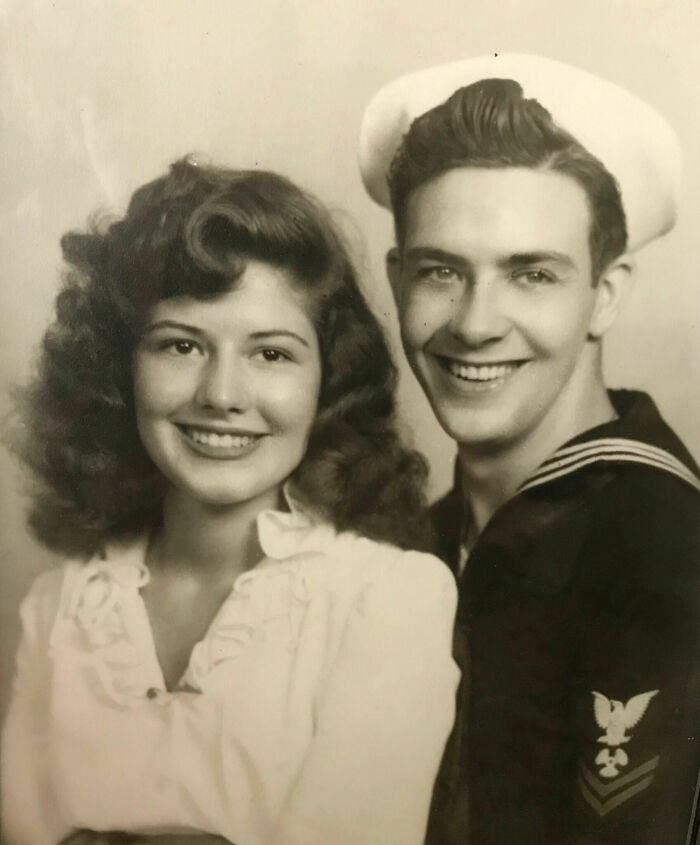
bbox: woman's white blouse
[2,506,459,845]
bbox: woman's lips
[177,425,266,458]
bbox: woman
[2,158,459,845]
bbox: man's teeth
[186,429,257,448]
[447,361,517,381]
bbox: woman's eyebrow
[144,320,205,335]
[143,323,311,347]
[249,330,310,348]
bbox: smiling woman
[2,158,459,845]
[133,263,323,511]
[15,158,434,556]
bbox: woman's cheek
[134,355,199,415]
[256,368,320,430]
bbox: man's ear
[589,254,635,339]
[385,247,402,305]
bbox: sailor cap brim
[359,54,681,251]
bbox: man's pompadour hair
[389,78,628,280]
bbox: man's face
[394,166,610,452]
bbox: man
[359,55,699,844]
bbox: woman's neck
[149,486,284,585]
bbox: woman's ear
[589,254,635,339]
[385,248,402,305]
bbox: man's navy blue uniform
[359,54,698,844]
[429,391,700,844]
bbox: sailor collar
[518,390,700,496]
[446,390,699,574]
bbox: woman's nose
[195,353,249,413]
[449,280,509,347]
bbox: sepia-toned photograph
[1,2,698,843]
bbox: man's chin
[431,409,514,453]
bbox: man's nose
[195,352,249,413]
[448,279,509,346]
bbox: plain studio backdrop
[1,0,698,715]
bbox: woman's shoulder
[346,531,454,579]
[320,533,459,680]
[21,560,82,614]
[322,530,458,617]
[259,505,454,586]
[19,541,147,626]
[16,558,90,648]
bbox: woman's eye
[162,339,202,356]
[257,348,291,363]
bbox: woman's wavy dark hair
[17,157,431,557]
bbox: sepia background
[1,0,698,714]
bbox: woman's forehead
[148,260,318,338]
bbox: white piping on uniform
[519,438,700,494]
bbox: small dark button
[146,687,159,699]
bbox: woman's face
[133,260,322,510]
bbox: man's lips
[434,355,528,383]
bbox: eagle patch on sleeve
[578,689,660,816]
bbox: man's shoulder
[575,462,700,597]
[584,446,700,533]
[529,389,700,567]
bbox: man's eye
[515,269,556,285]
[416,265,461,283]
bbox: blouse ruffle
[5,491,459,845]
[49,497,342,707]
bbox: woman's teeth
[447,361,518,381]
[185,428,257,448]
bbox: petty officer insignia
[578,689,661,815]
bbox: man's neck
[458,382,616,536]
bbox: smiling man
[360,55,700,844]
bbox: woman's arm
[272,550,459,845]
[2,570,71,845]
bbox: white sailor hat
[359,54,681,251]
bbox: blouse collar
[255,482,337,561]
[63,484,338,703]
[100,482,337,574]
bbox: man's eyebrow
[404,247,577,273]
[498,251,577,271]
[403,247,473,270]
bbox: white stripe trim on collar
[520,438,700,494]
[525,439,689,484]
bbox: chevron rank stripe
[519,438,700,494]
[578,756,660,816]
